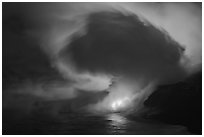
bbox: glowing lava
[110,97,131,111]
[87,78,147,114]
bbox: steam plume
[3,3,201,113]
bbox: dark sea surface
[3,110,191,135]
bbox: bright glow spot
[111,97,131,111]
[87,78,156,114]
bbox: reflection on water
[3,110,191,135]
[106,113,129,134]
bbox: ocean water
[3,111,191,135]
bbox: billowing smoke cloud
[3,3,201,114]
[60,11,183,113]
[58,4,201,113]
[61,11,186,82]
